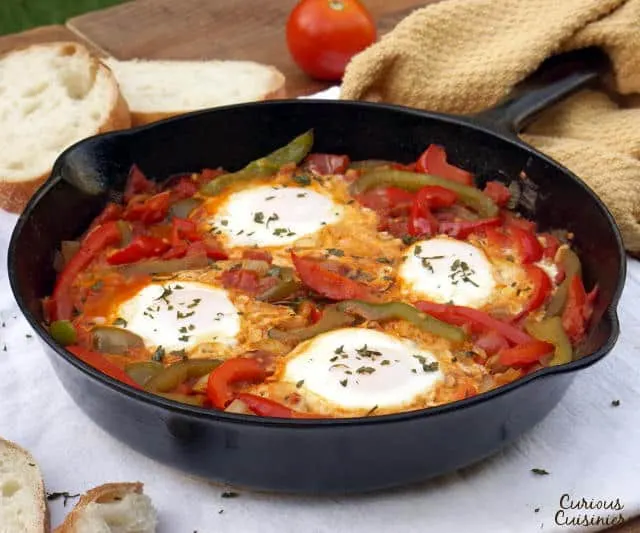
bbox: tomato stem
[328,0,345,11]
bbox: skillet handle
[472,48,608,135]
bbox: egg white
[400,237,496,308]
[114,281,240,352]
[279,327,444,414]
[209,185,343,248]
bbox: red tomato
[220,269,261,294]
[292,252,376,301]
[562,275,595,344]
[355,187,414,213]
[498,341,555,367]
[407,200,438,237]
[483,181,511,207]
[415,145,474,186]
[207,358,268,409]
[286,0,377,81]
[170,175,199,200]
[475,330,509,356]
[124,165,155,202]
[502,210,537,233]
[242,250,273,263]
[305,153,351,175]
[540,233,561,261]
[439,217,501,239]
[87,203,123,233]
[123,191,171,225]
[171,218,201,245]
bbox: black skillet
[8,49,625,493]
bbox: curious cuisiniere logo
[554,493,625,527]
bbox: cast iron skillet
[8,50,625,494]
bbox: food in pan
[44,131,598,418]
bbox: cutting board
[66,0,426,96]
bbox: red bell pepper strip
[67,345,142,389]
[234,393,321,418]
[123,191,171,225]
[291,252,376,301]
[124,165,156,202]
[514,264,552,320]
[414,301,533,345]
[106,236,171,265]
[52,221,122,320]
[483,181,511,207]
[207,358,268,409]
[498,340,555,367]
[439,217,501,239]
[416,145,474,186]
[162,241,189,259]
[562,274,596,344]
[192,239,228,260]
[507,226,543,263]
[305,154,350,175]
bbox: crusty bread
[0,42,130,213]
[54,482,157,533]
[102,58,286,126]
[0,438,48,533]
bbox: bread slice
[102,58,286,126]
[0,42,131,213]
[54,482,157,533]
[0,437,48,533]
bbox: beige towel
[341,0,640,253]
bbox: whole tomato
[286,0,377,81]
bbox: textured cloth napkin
[1,87,640,531]
[341,0,640,253]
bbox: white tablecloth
[1,91,639,532]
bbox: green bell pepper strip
[200,130,314,196]
[546,247,582,317]
[351,169,498,218]
[125,361,164,386]
[156,392,207,406]
[336,300,467,343]
[144,359,222,393]
[49,320,77,346]
[268,305,356,343]
[525,316,573,366]
[257,266,301,302]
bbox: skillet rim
[7,99,627,428]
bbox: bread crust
[129,66,286,126]
[0,437,49,533]
[53,482,144,533]
[0,42,131,214]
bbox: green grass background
[1,0,126,35]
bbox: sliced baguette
[102,58,286,126]
[0,437,48,533]
[0,42,130,213]
[54,482,157,533]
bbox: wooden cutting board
[66,0,426,96]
